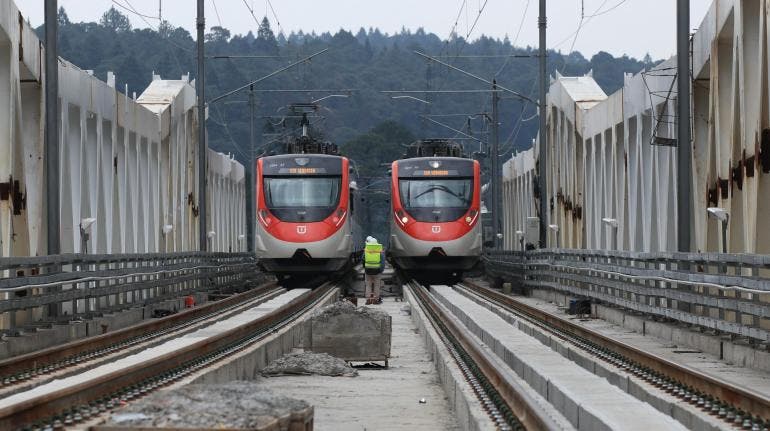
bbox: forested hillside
[42,7,654,163]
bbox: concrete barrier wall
[501,0,770,255]
[0,0,246,257]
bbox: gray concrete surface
[254,298,461,431]
[404,289,539,431]
[0,290,309,411]
[501,288,770,427]
[304,301,391,362]
[102,381,312,430]
[262,351,358,376]
[529,286,770,381]
[457,285,727,431]
[432,285,688,431]
[529,287,770,374]
[0,293,207,360]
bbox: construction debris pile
[105,382,312,429]
[310,300,390,320]
[261,351,358,377]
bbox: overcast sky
[20,0,712,60]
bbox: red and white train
[255,152,362,275]
[388,140,482,281]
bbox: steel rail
[0,283,336,429]
[408,281,562,431]
[0,282,281,388]
[461,279,770,425]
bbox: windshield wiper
[413,184,461,200]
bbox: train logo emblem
[297,226,307,234]
[431,226,441,234]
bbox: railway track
[0,282,282,396]
[406,280,563,431]
[460,279,770,430]
[0,283,337,430]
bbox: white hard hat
[366,236,377,244]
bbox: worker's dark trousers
[365,273,381,301]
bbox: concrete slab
[431,285,688,431]
[0,294,208,360]
[0,290,308,411]
[254,298,461,431]
[304,302,391,362]
[519,289,770,399]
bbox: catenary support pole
[197,0,207,250]
[538,0,548,248]
[45,0,60,255]
[677,0,692,252]
[246,85,256,253]
[491,81,501,249]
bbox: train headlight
[332,208,347,227]
[258,209,273,227]
[395,209,408,226]
[465,209,479,225]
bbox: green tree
[57,6,70,26]
[100,7,131,32]
[206,26,231,43]
[257,17,278,53]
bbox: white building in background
[502,0,770,254]
[0,0,245,256]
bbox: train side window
[350,188,355,213]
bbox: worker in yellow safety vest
[363,236,384,304]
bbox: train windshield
[398,178,473,222]
[263,176,341,222]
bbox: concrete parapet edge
[454,286,725,431]
[531,288,770,374]
[0,294,206,360]
[404,287,510,431]
[174,288,340,386]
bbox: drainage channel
[460,279,770,430]
[0,283,337,430]
[408,280,562,431]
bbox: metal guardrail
[0,252,262,334]
[484,249,770,343]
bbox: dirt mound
[105,381,310,429]
[261,351,358,377]
[311,301,389,321]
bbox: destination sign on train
[415,169,458,176]
[278,167,327,174]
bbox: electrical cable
[552,0,612,49]
[210,0,223,28]
[110,0,158,20]
[242,0,261,28]
[584,0,631,18]
[265,0,284,35]
[111,0,194,53]
[464,0,489,41]
[210,104,249,160]
[495,0,531,77]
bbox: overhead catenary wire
[242,0,261,28]
[265,0,284,35]
[110,0,158,20]
[552,0,632,50]
[584,0,632,18]
[210,104,249,160]
[495,0,531,77]
[463,0,490,41]
[111,0,194,53]
[210,0,223,27]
